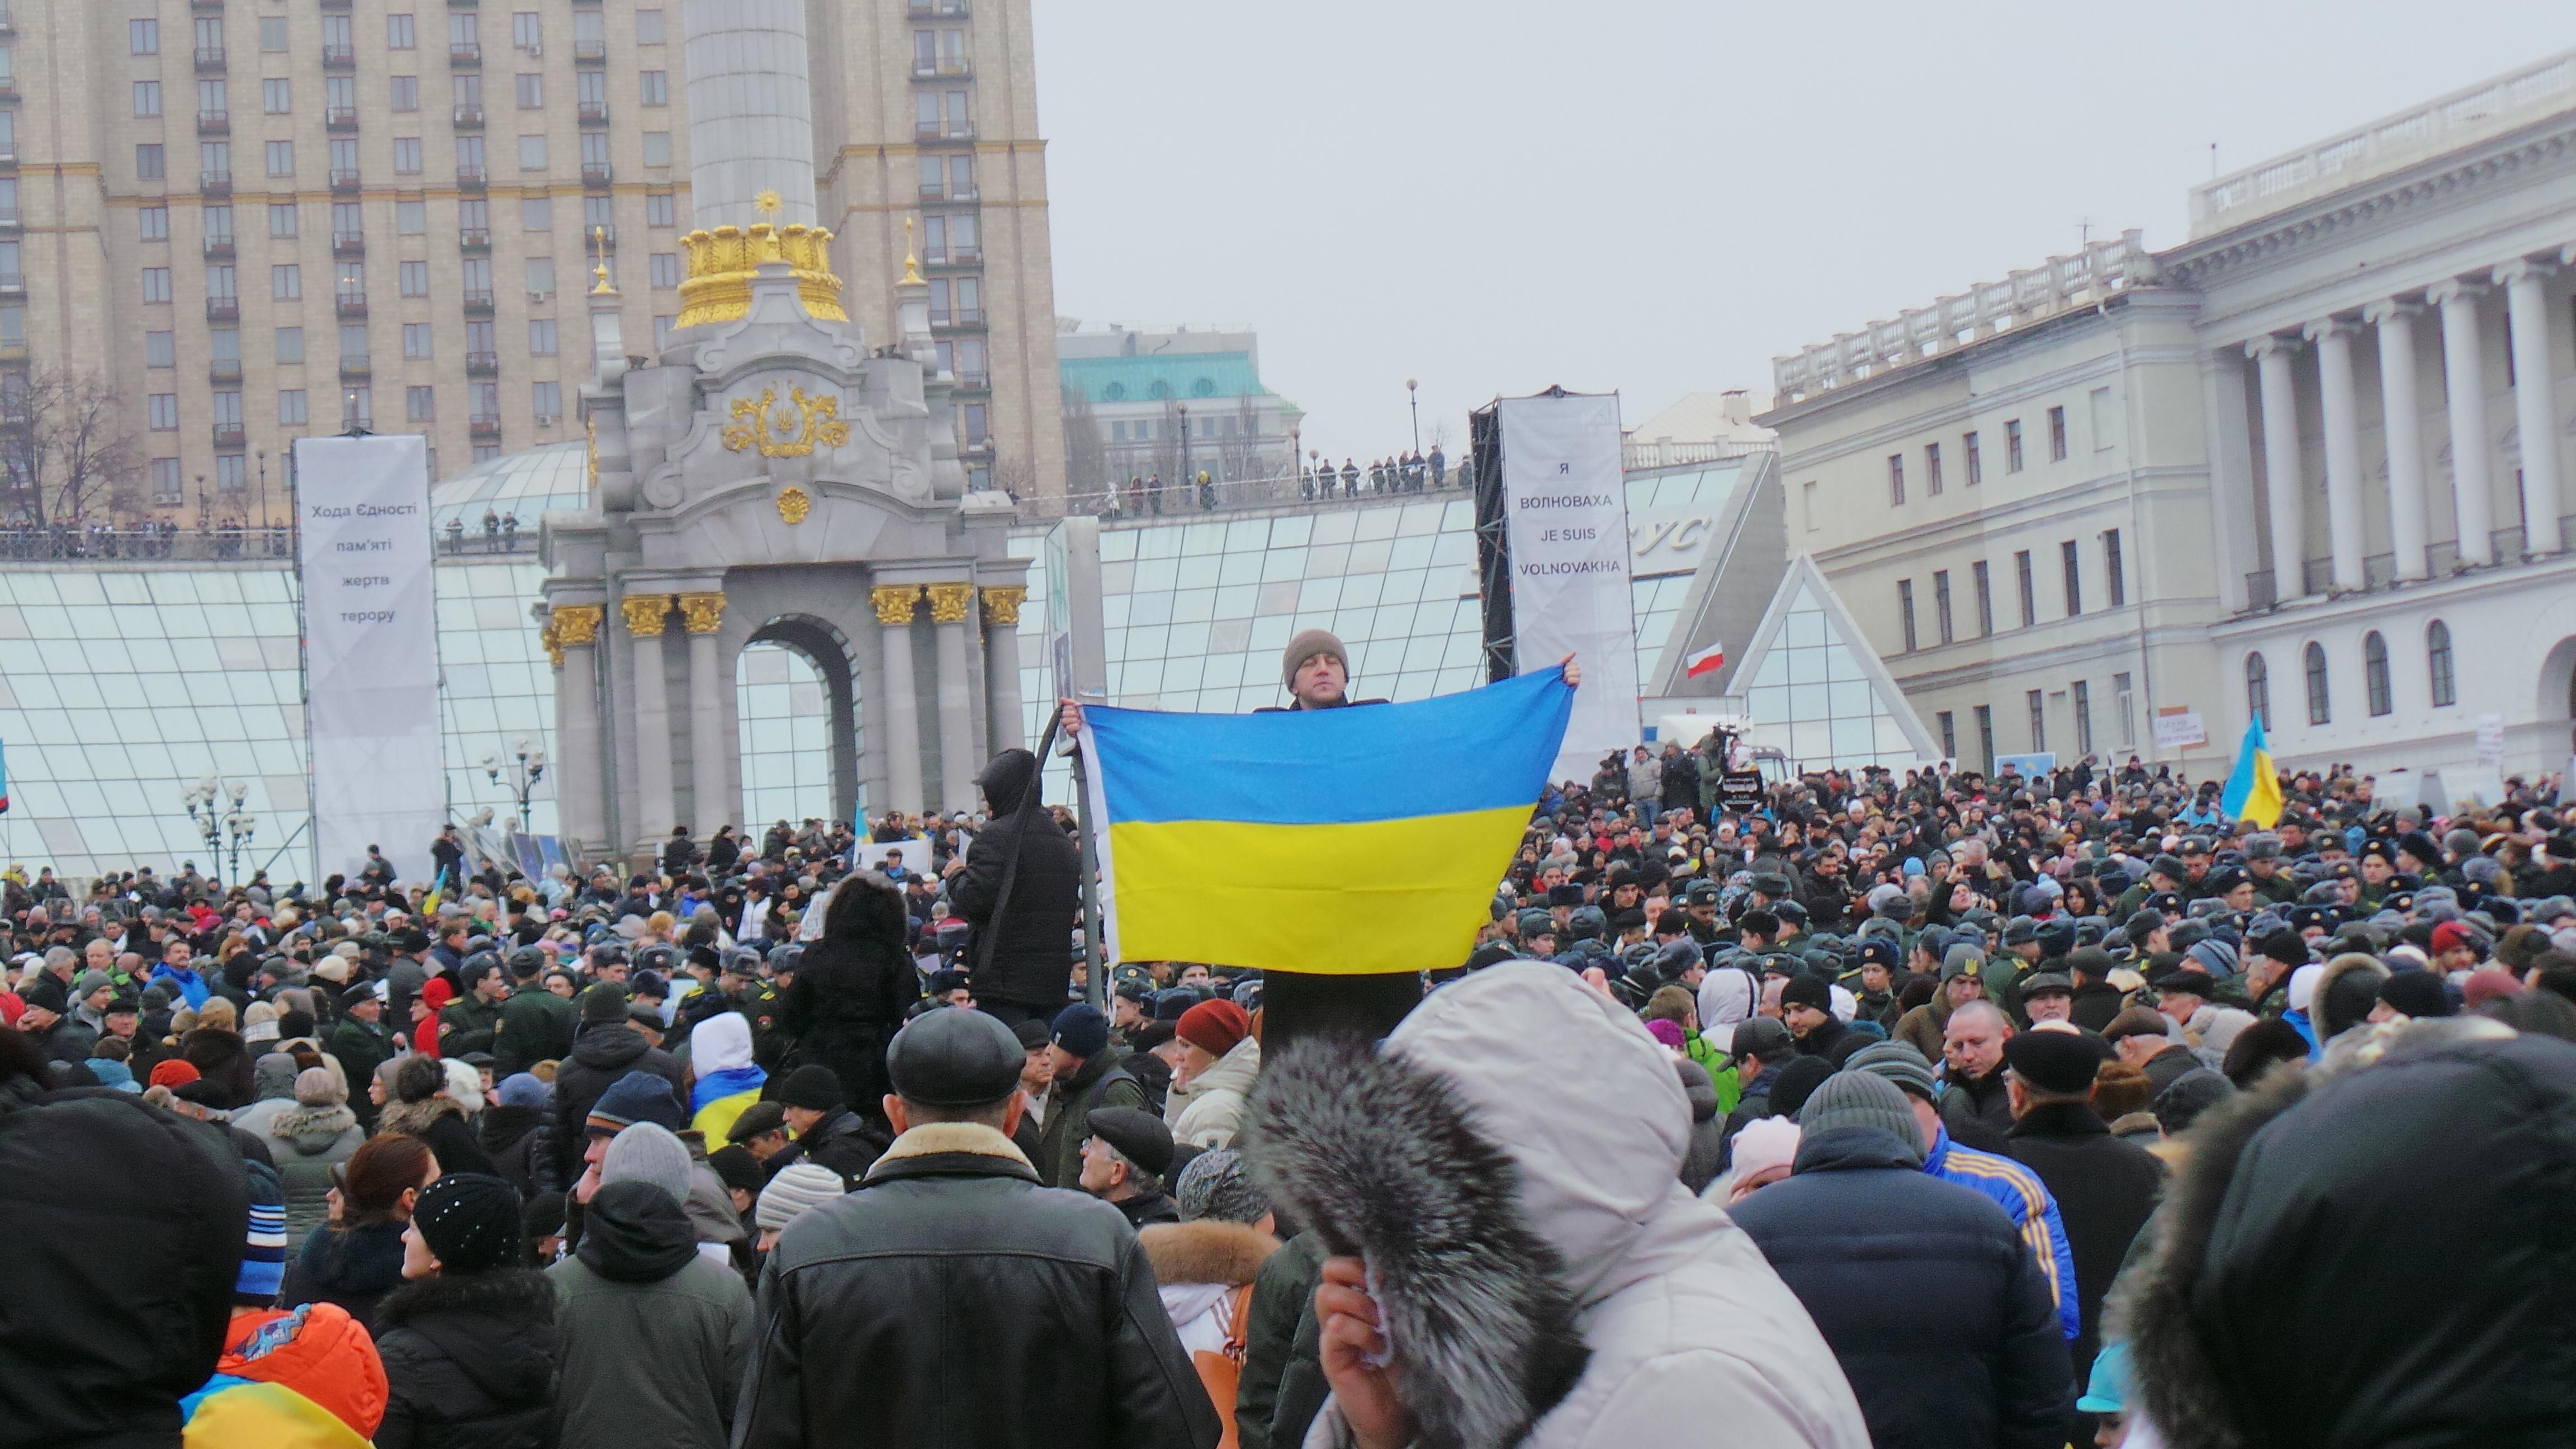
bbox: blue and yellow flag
[1082,668,1574,975]
[2219,716,2284,828]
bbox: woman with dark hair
[778,873,918,1125]
[281,1132,441,1334]
[384,1054,500,1178]
[705,824,742,874]
[375,1173,557,1449]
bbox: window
[960,401,989,447]
[2360,631,2394,717]
[400,261,429,297]
[134,81,163,118]
[2047,405,2068,462]
[273,264,301,299]
[457,135,486,174]
[2060,539,2081,616]
[153,458,184,504]
[266,140,296,178]
[582,195,613,234]
[209,329,239,364]
[636,10,667,44]
[580,132,610,170]
[522,195,552,231]
[653,315,675,348]
[258,17,288,51]
[146,331,177,367]
[525,257,555,295]
[2006,418,2024,472]
[640,70,669,106]
[512,11,542,50]
[516,73,543,109]
[2090,386,2114,452]
[2014,550,2035,627]
[1801,480,1817,529]
[465,318,495,355]
[2245,653,2271,732]
[452,13,480,48]
[278,390,308,425]
[2095,529,2123,608]
[1975,705,1996,774]
[456,72,482,111]
[646,192,675,228]
[1933,570,1953,645]
[274,327,303,363]
[132,18,160,54]
[206,266,236,300]
[642,132,671,167]
[402,322,433,358]
[532,379,560,419]
[397,200,427,234]
[339,322,368,361]
[139,205,171,241]
[269,202,299,237]
[2304,642,2330,726]
[342,385,370,426]
[394,137,423,174]
[461,257,493,294]
[332,201,363,244]
[329,138,359,177]
[1897,579,1917,652]
[2113,672,2135,746]
[136,144,165,180]
[1887,452,1905,505]
[1936,711,1957,761]
[141,267,173,304]
[263,79,292,116]
[529,317,557,354]
[389,13,416,49]
[148,394,179,430]
[573,10,604,50]
[2073,680,2094,756]
[1925,441,1943,495]
[390,75,419,112]
[2427,621,2456,707]
[2026,690,2047,752]
[648,252,680,288]
[518,135,547,171]
[407,385,436,422]
[199,140,228,178]
[210,391,242,427]
[1972,559,1993,636]
[470,381,499,419]
[336,262,365,300]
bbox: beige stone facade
[2,0,1059,523]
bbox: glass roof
[428,441,593,537]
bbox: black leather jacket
[732,1123,1220,1449]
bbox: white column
[2429,278,2496,566]
[550,604,607,853]
[2497,259,2561,556]
[679,592,728,836]
[982,585,1027,753]
[621,592,677,853]
[872,584,925,815]
[2248,334,2308,600]
[928,583,976,812]
[2364,300,2431,581]
[2304,319,2367,591]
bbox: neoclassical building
[1764,49,2576,783]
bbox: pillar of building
[982,585,1027,754]
[2304,319,2367,591]
[873,584,925,816]
[680,0,819,229]
[2497,258,2561,557]
[2428,278,2496,566]
[2247,335,2308,601]
[622,591,678,855]
[678,590,728,835]
[548,603,607,854]
[927,583,978,811]
[2364,300,2431,581]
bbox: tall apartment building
[0,0,1059,524]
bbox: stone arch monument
[537,0,1025,862]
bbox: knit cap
[599,1120,694,1208]
[235,1160,288,1304]
[1175,1000,1249,1058]
[1175,1148,1271,1225]
[756,1162,846,1230]
[586,1069,686,1134]
[494,1072,548,1110]
[412,1173,524,1273]
[1843,1040,1938,1102]
[1796,1071,1924,1163]
[292,1066,344,1107]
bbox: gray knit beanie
[1796,1071,1924,1163]
[1175,1148,1271,1225]
[755,1161,846,1231]
[599,1121,693,1209]
[1281,628,1348,690]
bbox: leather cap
[1085,1105,1174,1180]
[886,1007,1025,1108]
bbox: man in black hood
[950,747,1082,1031]
[537,989,685,1192]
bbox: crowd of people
[0,517,286,560]
[1298,448,1453,501]
[7,627,2576,1447]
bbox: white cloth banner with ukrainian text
[1499,392,1640,784]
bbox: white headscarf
[690,1011,757,1076]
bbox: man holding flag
[2220,714,2284,830]
[1063,627,1579,1048]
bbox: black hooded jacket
[538,1025,684,1191]
[373,1268,558,1449]
[951,749,1082,1010]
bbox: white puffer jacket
[1169,1034,1261,1149]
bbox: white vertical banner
[296,434,445,885]
[1498,392,1639,784]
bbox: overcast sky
[1032,1,2576,460]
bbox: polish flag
[1684,641,1726,678]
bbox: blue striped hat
[236,1161,288,1304]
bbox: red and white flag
[1684,641,1726,678]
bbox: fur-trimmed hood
[1247,962,1867,1449]
[1138,1219,1276,1290]
[379,1094,465,1138]
[2311,952,2389,1045]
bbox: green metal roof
[1060,351,1270,405]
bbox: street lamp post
[181,778,258,887]
[1407,378,1421,458]
[1289,425,1301,498]
[1175,404,1189,515]
[481,736,548,826]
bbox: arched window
[2245,652,2270,731]
[2304,641,2331,725]
[2364,632,2392,716]
[2427,619,2456,707]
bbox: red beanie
[1175,1000,1249,1059]
[2431,921,2471,956]
[149,1060,202,1089]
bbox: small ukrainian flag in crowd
[2220,715,2284,828]
[1081,667,1574,974]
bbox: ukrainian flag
[2220,715,2284,828]
[1082,667,1574,976]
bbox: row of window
[136,195,679,244]
[139,130,651,180]
[134,70,667,121]
[150,381,560,429]
[1932,671,2140,767]
[2247,622,2457,730]
[146,314,565,366]
[1881,392,2120,506]
[140,441,510,504]
[130,11,658,58]
[1894,530,2127,651]
[142,253,683,305]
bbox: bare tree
[0,367,145,526]
[989,454,1037,503]
[1216,396,1263,484]
[1058,384,1109,508]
